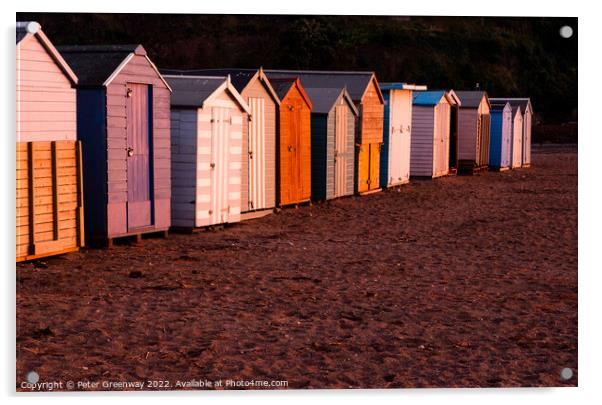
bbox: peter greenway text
[20,378,289,391]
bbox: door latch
[288,145,293,152]
[127,147,134,157]
[210,162,216,169]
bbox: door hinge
[210,163,216,169]
[208,210,213,215]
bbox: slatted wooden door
[334,105,347,197]
[248,97,265,210]
[388,93,401,185]
[126,83,152,230]
[210,107,231,225]
[369,144,380,191]
[287,101,302,204]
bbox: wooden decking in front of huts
[304,87,358,201]
[266,77,312,206]
[490,98,533,167]
[58,44,172,246]
[162,68,280,217]
[488,101,512,171]
[266,70,384,195]
[455,91,491,173]
[379,83,427,188]
[165,75,250,228]
[410,91,459,178]
[16,21,84,261]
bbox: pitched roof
[161,68,257,93]
[413,91,446,106]
[490,98,533,114]
[57,44,140,86]
[163,75,250,113]
[268,77,312,109]
[16,21,78,84]
[490,101,510,111]
[164,75,225,106]
[265,69,382,103]
[160,68,280,105]
[304,87,358,115]
[380,82,428,91]
[455,91,489,108]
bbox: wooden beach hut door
[210,107,231,224]
[248,97,266,210]
[126,83,152,230]
[284,101,302,204]
[334,105,348,197]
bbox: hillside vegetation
[17,13,577,127]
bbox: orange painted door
[369,144,380,191]
[357,143,370,193]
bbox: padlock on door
[127,147,134,157]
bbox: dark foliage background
[16,13,577,129]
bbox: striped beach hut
[165,75,250,228]
[488,101,512,171]
[304,87,358,201]
[16,21,83,261]
[455,91,491,172]
[58,44,172,245]
[410,91,460,178]
[162,68,281,216]
[379,82,427,188]
[266,70,384,195]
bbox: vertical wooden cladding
[356,78,384,194]
[488,103,512,169]
[521,105,532,167]
[278,83,312,206]
[241,78,277,212]
[16,141,84,261]
[380,87,413,188]
[511,108,523,168]
[456,92,491,168]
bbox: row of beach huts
[16,21,534,262]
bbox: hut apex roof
[164,75,250,113]
[161,68,257,93]
[268,77,312,109]
[56,44,170,89]
[164,75,224,106]
[17,21,78,84]
[160,68,280,105]
[304,87,358,115]
[265,69,382,103]
[490,101,511,111]
[490,98,533,114]
[455,91,489,108]
[412,91,447,106]
[380,82,428,91]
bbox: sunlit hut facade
[379,82,427,188]
[268,77,313,206]
[304,87,358,201]
[58,44,172,245]
[488,101,512,171]
[162,68,281,216]
[16,21,84,261]
[455,91,491,172]
[165,75,250,228]
[410,90,460,178]
[266,70,384,195]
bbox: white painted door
[388,91,403,185]
[399,92,412,183]
[248,97,265,210]
[210,107,231,225]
